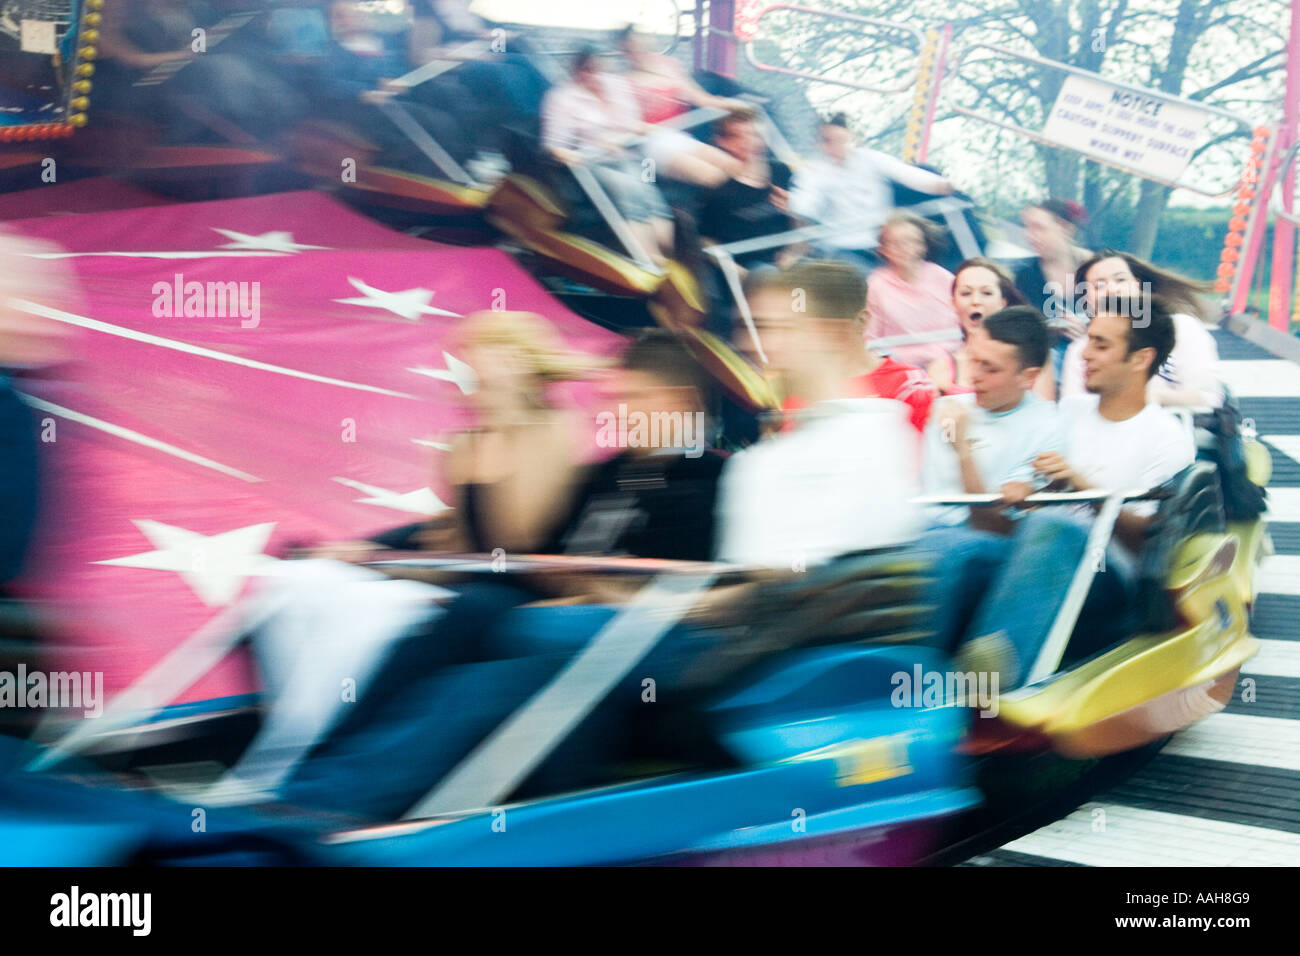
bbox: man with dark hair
[950,295,1194,689]
[755,262,938,433]
[921,305,1063,531]
[547,329,724,561]
[1026,294,1191,551]
[270,328,727,817]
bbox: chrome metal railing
[914,488,1157,687]
[704,194,979,362]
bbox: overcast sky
[471,0,683,31]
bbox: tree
[739,0,1287,259]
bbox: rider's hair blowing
[1078,248,1215,321]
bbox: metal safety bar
[914,487,1159,688]
[744,4,926,95]
[707,194,975,260]
[567,161,664,273]
[560,100,783,276]
[405,568,719,817]
[704,195,977,363]
[871,327,963,352]
[388,37,496,91]
[946,41,1253,199]
[911,488,1155,508]
[133,12,258,87]
[374,96,479,187]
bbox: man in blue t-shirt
[921,306,1062,532]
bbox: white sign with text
[1041,74,1209,182]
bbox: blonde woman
[317,310,604,560]
[442,310,605,555]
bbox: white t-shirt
[788,148,949,249]
[1058,395,1195,518]
[715,398,923,568]
[921,392,1065,525]
[1060,312,1223,407]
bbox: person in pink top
[865,212,963,368]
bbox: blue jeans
[914,525,1011,654]
[957,510,1135,689]
[283,600,716,818]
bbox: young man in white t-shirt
[1025,297,1195,552]
[960,296,1194,688]
[922,306,1063,531]
[715,260,923,569]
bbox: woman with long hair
[926,257,1057,399]
[314,310,604,561]
[442,310,607,553]
[1061,250,1222,407]
[541,45,675,262]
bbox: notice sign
[1041,73,1209,182]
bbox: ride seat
[1135,461,1226,633]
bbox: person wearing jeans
[963,295,1194,688]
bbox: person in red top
[776,262,938,433]
[781,352,936,433]
[615,25,751,187]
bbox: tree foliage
[741,0,1288,258]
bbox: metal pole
[694,0,706,73]
[568,161,662,273]
[1267,0,1300,332]
[708,0,737,77]
[406,570,718,818]
[1231,128,1280,316]
[918,23,953,167]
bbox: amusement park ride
[0,2,1289,866]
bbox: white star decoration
[333,477,451,515]
[408,352,478,394]
[211,228,330,254]
[412,438,453,451]
[333,277,461,321]
[96,520,279,607]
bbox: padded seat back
[1136,462,1226,631]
